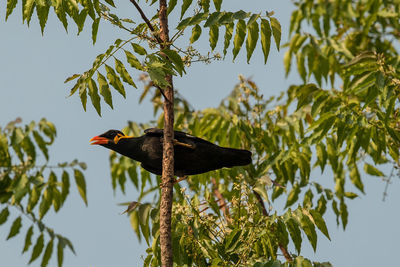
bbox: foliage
[104,0,400,266]
[62,0,281,116]
[2,0,400,266]
[0,118,88,267]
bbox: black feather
[93,128,252,176]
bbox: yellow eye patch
[114,133,133,144]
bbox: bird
[90,128,252,176]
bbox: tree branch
[155,85,172,104]
[129,0,155,32]
[158,1,174,266]
[129,0,165,45]
[253,190,269,216]
[211,178,232,224]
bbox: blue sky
[1,1,399,267]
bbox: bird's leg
[173,139,196,149]
[174,176,188,184]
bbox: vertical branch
[159,0,174,266]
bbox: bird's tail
[222,147,252,167]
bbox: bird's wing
[144,128,163,136]
[144,128,213,145]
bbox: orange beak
[90,136,109,145]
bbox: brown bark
[159,1,174,266]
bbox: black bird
[90,128,252,176]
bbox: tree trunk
[159,1,174,266]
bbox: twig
[211,178,232,224]
[129,0,164,44]
[129,0,155,32]
[383,165,396,201]
[253,190,269,216]
[155,85,172,104]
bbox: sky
[0,1,399,267]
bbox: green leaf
[309,209,330,240]
[299,211,317,251]
[232,19,246,60]
[6,0,18,21]
[246,20,259,63]
[74,169,87,206]
[52,186,62,212]
[7,216,22,240]
[285,184,300,208]
[344,192,358,199]
[180,0,193,19]
[78,82,87,111]
[188,12,209,26]
[27,185,41,212]
[23,0,36,25]
[162,49,185,76]
[92,18,100,45]
[276,219,289,247]
[57,239,65,267]
[167,0,177,15]
[41,239,54,267]
[36,3,50,34]
[0,207,10,225]
[225,228,242,252]
[260,19,271,64]
[130,211,141,241]
[105,64,126,98]
[212,0,222,11]
[350,165,364,193]
[138,203,152,245]
[32,130,48,160]
[64,74,80,84]
[209,24,219,51]
[22,226,34,254]
[39,187,52,219]
[200,0,210,12]
[223,22,234,56]
[364,163,385,177]
[233,10,249,20]
[270,17,281,51]
[115,58,137,88]
[76,9,88,34]
[104,0,115,7]
[340,201,348,229]
[286,218,302,253]
[61,171,70,205]
[54,1,68,31]
[131,43,147,55]
[88,79,101,116]
[97,72,113,109]
[283,50,292,77]
[296,50,306,82]
[190,24,202,43]
[124,50,143,70]
[29,234,45,264]
[204,12,222,27]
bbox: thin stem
[129,0,156,32]
[211,178,232,224]
[129,0,163,44]
[383,164,395,201]
[97,37,137,70]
